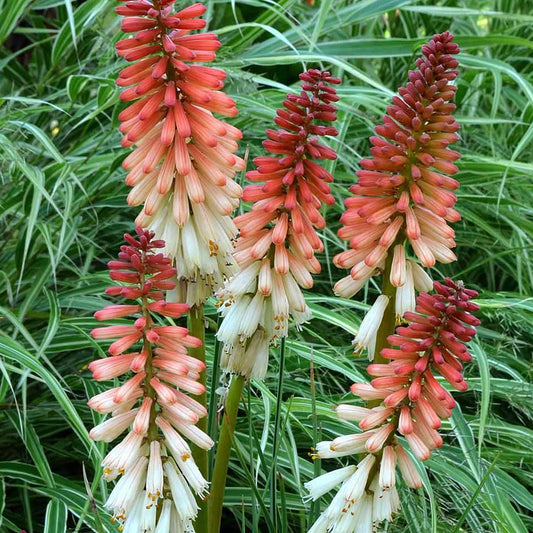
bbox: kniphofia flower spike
[216,69,340,378]
[305,33,478,532]
[89,228,212,531]
[115,0,244,305]
[308,280,479,532]
[334,30,461,359]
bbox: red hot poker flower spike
[88,227,211,531]
[353,278,480,460]
[308,279,479,531]
[115,0,244,305]
[334,32,461,298]
[235,69,340,277]
[216,70,340,379]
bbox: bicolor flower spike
[88,228,213,532]
[307,278,479,532]
[334,31,460,284]
[115,0,244,305]
[333,31,461,357]
[216,69,340,379]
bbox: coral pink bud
[396,444,423,488]
[383,386,409,407]
[390,244,406,287]
[91,325,139,339]
[94,305,141,320]
[150,376,181,405]
[89,353,136,381]
[351,383,391,400]
[414,397,442,430]
[132,397,153,434]
[157,371,206,395]
[398,405,414,435]
[113,372,146,404]
[130,350,148,373]
[108,331,143,355]
[405,432,431,461]
[152,357,189,376]
[408,375,422,401]
[148,301,190,318]
[371,376,409,389]
[359,407,394,430]
[365,422,394,452]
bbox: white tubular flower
[330,432,375,454]
[271,269,290,339]
[176,452,210,499]
[335,404,372,422]
[105,456,148,519]
[216,295,253,346]
[148,201,238,306]
[146,441,164,502]
[141,492,157,531]
[121,492,145,533]
[369,474,400,523]
[306,452,402,533]
[307,455,375,532]
[101,430,145,480]
[395,261,416,322]
[313,441,355,459]
[409,259,434,292]
[304,465,357,501]
[153,499,172,533]
[218,261,262,304]
[333,271,374,299]
[89,408,138,443]
[353,295,390,360]
[248,330,270,379]
[216,258,311,380]
[328,454,375,515]
[164,459,199,521]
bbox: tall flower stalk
[209,69,340,532]
[305,32,479,531]
[88,228,212,532]
[114,2,243,526]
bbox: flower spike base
[207,373,246,533]
[88,228,213,532]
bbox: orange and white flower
[216,69,340,378]
[87,228,212,531]
[115,0,243,305]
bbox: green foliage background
[0,0,532,531]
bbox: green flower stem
[368,247,399,407]
[270,336,286,529]
[208,373,246,533]
[207,316,222,477]
[188,304,208,533]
